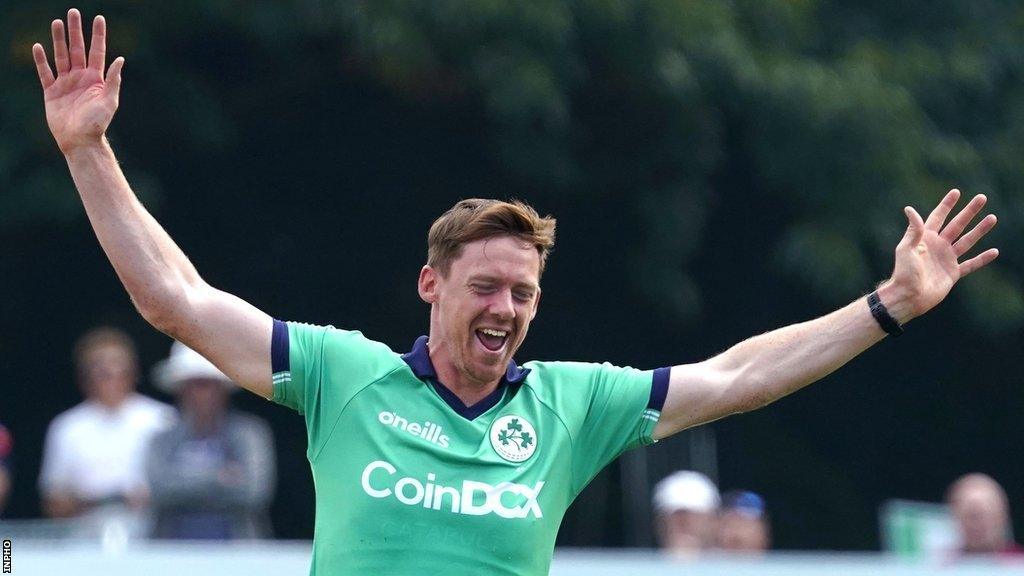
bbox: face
[716,511,770,552]
[419,235,541,389]
[659,510,718,552]
[181,378,229,424]
[81,344,137,408]
[950,480,1010,553]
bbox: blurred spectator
[39,327,175,525]
[0,422,12,517]
[653,470,720,557]
[946,473,1022,557]
[716,490,771,553]
[146,341,276,540]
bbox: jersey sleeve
[270,320,399,458]
[0,424,11,472]
[564,363,670,494]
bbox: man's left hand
[882,189,999,324]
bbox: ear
[529,286,542,320]
[418,265,439,304]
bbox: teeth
[479,328,508,337]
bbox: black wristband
[867,291,904,337]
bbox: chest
[312,378,574,516]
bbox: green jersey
[271,320,669,576]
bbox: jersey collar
[401,335,530,420]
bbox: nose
[490,288,516,320]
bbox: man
[39,327,174,525]
[946,473,1022,557]
[716,490,770,553]
[0,422,12,517]
[31,9,999,575]
[652,471,720,557]
[147,341,276,540]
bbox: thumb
[105,57,125,95]
[902,206,925,245]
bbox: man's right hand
[33,9,124,154]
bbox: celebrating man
[32,9,999,576]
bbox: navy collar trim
[401,335,530,420]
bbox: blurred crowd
[0,325,1019,554]
[3,326,275,540]
[651,468,1022,561]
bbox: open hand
[32,9,124,154]
[888,189,999,322]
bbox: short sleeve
[270,320,400,458]
[38,419,70,494]
[270,320,329,414]
[0,424,11,471]
[569,363,670,494]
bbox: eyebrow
[467,275,539,291]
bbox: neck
[186,411,224,436]
[96,394,129,411]
[428,343,501,407]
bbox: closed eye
[513,290,535,302]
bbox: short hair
[73,326,138,371]
[427,199,556,277]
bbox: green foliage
[5,0,1018,327]
[319,0,1022,326]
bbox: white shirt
[39,393,175,501]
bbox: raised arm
[654,190,999,439]
[33,9,273,398]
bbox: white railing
[2,540,1022,576]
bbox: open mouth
[475,328,509,352]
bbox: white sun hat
[151,341,234,393]
[653,470,721,514]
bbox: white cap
[151,341,233,393]
[653,471,721,514]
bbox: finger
[51,19,70,74]
[901,206,925,246]
[958,248,999,277]
[924,189,961,231]
[953,214,997,257]
[68,8,87,69]
[105,57,125,96]
[88,15,106,72]
[941,194,987,242]
[32,43,57,89]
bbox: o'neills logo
[361,460,544,519]
[378,410,450,448]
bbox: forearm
[712,282,911,412]
[64,139,203,330]
[657,284,912,436]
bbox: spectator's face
[81,344,136,407]
[660,509,718,552]
[420,236,541,386]
[181,378,229,423]
[717,510,770,552]
[950,481,1010,553]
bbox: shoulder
[518,360,612,410]
[522,360,638,388]
[227,412,272,435]
[46,402,95,435]
[287,322,401,367]
[322,327,398,359]
[0,423,11,460]
[125,395,177,428]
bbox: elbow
[132,281,199,338]
[727,369,776,415]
